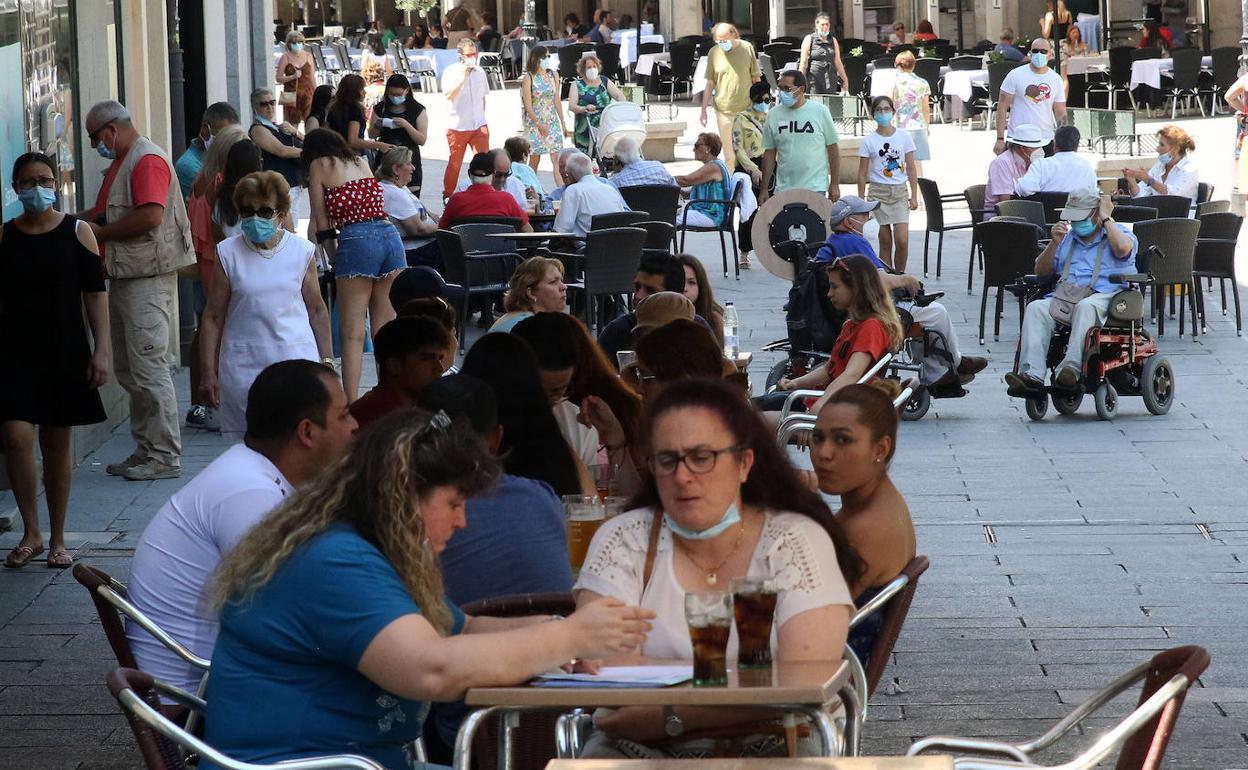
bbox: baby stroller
[590,101,646,173]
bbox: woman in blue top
[204,409,653,770]
[675,132,732,228]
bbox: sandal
[4,544,45,569]
[46,548,73,569]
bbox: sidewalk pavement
[2,90,1248,767]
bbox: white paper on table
[533,665,693,688]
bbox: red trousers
[443,126,491,199]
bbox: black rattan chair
[676,177,744,279]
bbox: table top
[465,659,850,707]
[483,231,581,241]
[545,759,953,770]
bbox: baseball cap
[632,291,695,334]
[1059,188,1101,221]
[828,195,881,228]
[467,152,494,178]
[1005,124,1046,148]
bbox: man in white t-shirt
[125,360,357,704]
[442,38,491,201]
[994,36,1066,158]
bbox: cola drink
[688,618,731,686]
[732,577,778,669]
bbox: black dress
[252,121,303,188]
[377,98,428,191]
[0,216,107,426]
[805,33,840,94]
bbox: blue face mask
[18,186,56,214]
[874,111,894,127]
[664,502,742,541]
[1158,152,1172,166]
[778,90,797,107]
[96,143,115,160]
[752,101,769,113]
[291,42,304,52]
[718,41,733,52]
[389,95,406,106]
[1030,51,1048,68]
[241,216,278,244]
[1071,217,1097,238]
[256,114,278,130]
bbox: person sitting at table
[360,32,394,78]
[912,19,937,42]
[439,152,533,231]
[554,151,630,238]
[549,147,583,201]
[574,377,862,758]
[609,136,676,189]
[455,147,534,210]
[587,9,616,44]
[1139,19,1172,50]
[406,22,433,49]
[375,147,439,269]
[986,123,1045,211]
[505,136,547,200]
[595,253,686,365]
[204,408,653,770]
[1062,24,1089,58]
[1123,124,1199,202]
[675,132,732,229]
[348,315,452,430]
[1014,125,1097,197]
[888,20,907,45]
[809,379,916,667]
[993,27,1026,62]
[490,256,568,332]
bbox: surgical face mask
[463,53,478,66]
[291,42,304,52]
[874,111,894,127]
[585,67,599,80]
[1071,217,1097,238]
[1030,51,1049,68]
[204,133,215,151]
[96,143,115,160]
[816,30,829,39]
[389,95,406,105]
[18,186,56,214]
[718,40,733,52]
[752,101,769,113]
[256,114,278,129]
[778,90,797,107]
[241,215,278,244]
[664,502,741,541]
[1158,152,1172,166]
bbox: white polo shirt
[1014,151,1098,196]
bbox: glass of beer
[564,495,605,573]
[731,577,778,669]
[684,591,733,687]
[602,495,629,520]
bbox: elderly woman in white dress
[574,378,862,758]
[375,147,440,268]
[1123,125,1200,202]
[199,171,333,435]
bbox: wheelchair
[1005,268,1175,422]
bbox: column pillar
[660,0,701,39]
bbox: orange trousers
[443,126,491,199]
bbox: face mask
[203,134,215,151]
[664,502,741,541]
[256,114,278,130]
[389,95,406,105]
[464,54,478,66]
[874,111,894,127]
[778,90,797,107]
[585,67,599,79]
[96,142,115,160]
[861,216,880,243]
[291,42,304,52]
[816,31,828,39]
[18,186,55,214]
[1071,217,1097,238]
[1030,52,1048,68]
[241,216,278,244]
[718,41,733,52]
[1158,152,1172,166]
[752,102,769,113]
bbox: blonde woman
[490,256,568,332]
[274,31,317,126]
[204,409,653,768]
[567,54,623,154]
[1124,125,1199,201]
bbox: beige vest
[104,135,196,279]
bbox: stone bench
[642,121,687,163]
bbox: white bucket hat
[1005,124,1047,148]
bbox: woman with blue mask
[368,74,428,195]
[198,171,332,436]
[857,95,919,272]
[274,31,316,126]
[0,153,109,569]
[798,12,850,95]
[575,378,861,758]
[700,23,761,175]
[1122,124,1199,202]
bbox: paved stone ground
[1,89,1246,768]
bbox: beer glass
[564,495,605,573]
[731,577,778,668]
[684,591,733,686]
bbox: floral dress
[573,77,613,154]
[892,71,931,162]
[523,70,565,155]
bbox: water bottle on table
[723,301,739,359]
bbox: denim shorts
[335,219,406,279]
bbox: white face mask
[585,67,599,80]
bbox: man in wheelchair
[1004,188,1138,393]
[815,196,987,389]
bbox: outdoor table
[867,65,950,99]
[942,68,988,121]
[1065,52,1108,76]
[484,231,582,258]
[634,51,669,79]
[611,30,666,67]
[452,659,856,770]
[1129,55,1213,91]
[545,758,954,770]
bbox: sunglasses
[1029,47,1048,54]
[493,171,512,179]
[239,206,278,219]
[87,118,117,144]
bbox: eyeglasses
[239,206,278,219]
[258,99,277,107]
[493,171,512,179]
[14,176,56,191]
[417,409,453,440]
[87,118,117,144]
[647,446,743,477]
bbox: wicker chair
[562,227,647,331]
[993,199,1047,230]
[1109,205,1158,223]
[916,177,974,280]
[1193,212,1245,335]
[619,184,681,226]
[676,177,745,279]
[1195,199,1231,217]
[963,183,989,293]
[1134,218,1201,338]
[436,229,521,352]
[1132,194,1191,219]
[590,210,650,230]
[907,646,1210,770]
[975,221,1041,344]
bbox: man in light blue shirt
[554,151,630,238]
[609,136,676,189]
[172,102,240,199]
[1007,188,1138,391]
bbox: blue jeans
[335,219,406,279]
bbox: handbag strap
[642,508,663,592]
[1058,234,1107,287]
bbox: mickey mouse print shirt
[999,66,1066,142]
[860,129,915,186]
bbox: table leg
[453,705,502,770]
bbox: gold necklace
[674,519,746,586]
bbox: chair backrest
[1133,217,1200,283]
[435,229,470,285]
[1211,46,1241,90]
[557,45,584,79]
[988,60,1024,100]
[1139,194,1192,219]
[389,42,409,73]
[591,210,649,230]
[1110,204,1159,223]
[862,555,930,694]
[948,54,982,71]
[915,58,943,94]
[619,183,680,225]
[638,41,664,56]
[758,52,781,90]
[1168,47,1202,89]
[452,222,514,254]
[461,592,576,617]
[107,668,192,770]
[1195,181,1212,204]
[309,43,329,71]
[1113,646,1210,770]
[595,42,622,78]
[842,55,869,95]
[860,41,885,59]
[964,184,987,224]
[1197,211,1243,240]
[916,177,947,229]
[994,199,1046,229]
[694,38,716,57]
[669,42,697,76]
[1108,46,1134,85]
[1195,199,1231,217]
[1132,47,1165,61]
[636,220,675,251]
[73,563,139,669]
[976,220,1041,285]
[772,35,803,47]
[1020,191,1069,224]
[871,54,895,70]
[582,227,647,294]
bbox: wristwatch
[662,706,684,737]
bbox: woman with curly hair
[205,409,652,768]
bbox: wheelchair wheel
[765,359,792,392]
[1141,357,1174,416]
[900,387,931,421]
[1024,395,1048,421]
[1052,391,1083,415]
[1094,382,1118,420]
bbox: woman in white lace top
[574,379,863,756]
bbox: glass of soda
[684,591,733,687]
[731,576,778,669]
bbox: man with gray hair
[608,136,676,190]
[548,147,583,201]
[553,151,629,238]
[85,100,196,481]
